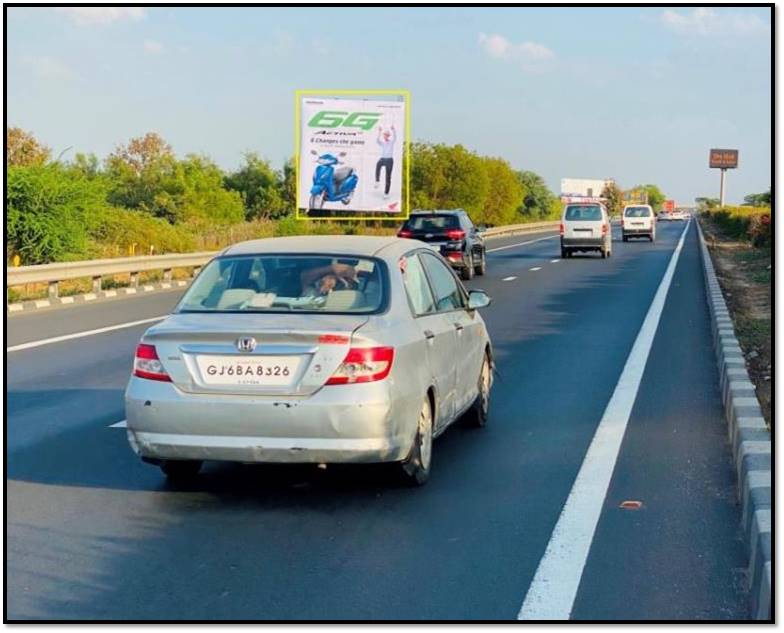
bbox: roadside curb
[695,218,772,621]
[6,280,190,315]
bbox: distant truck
[662,200,676,213]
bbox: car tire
[399,397,433,486]
[601,247,608,259]
[463,353,491,428]
[475,250,486,276]
[461,252,474,281]
[160,460,202,480]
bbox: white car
[622,204,655,242]
[560,202,612,259]
[670,210,688,221]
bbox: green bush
[87,207,196,257]
[706,206,771,247]
[7,165,105,264]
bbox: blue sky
[7,6,772,204]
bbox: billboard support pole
[719,168,726,207]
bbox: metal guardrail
[6,222,560,300]
[7,251,216,299]
[482,220,559,238]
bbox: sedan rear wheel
[399,398,433,486]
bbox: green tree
[480,157,525,226]
[410,142,490,218]
[743,189,771,207]
[601,181,624,216]
[224,153,286,220]
[6,127,50,167]
[632,184,666,211]
[106,132,178,213]
[517,170,558,220]
[280,157,296,213]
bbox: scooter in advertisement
[308,150,358,214]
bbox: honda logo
[236,336,257,353]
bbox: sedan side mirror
[468,289,491,310]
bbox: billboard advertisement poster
[296,90,409,220]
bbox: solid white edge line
[7,316,166,352]
[518,221,691,620]
[109,420,127,428]
[487,234,559,253]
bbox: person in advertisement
[375,124,396,199]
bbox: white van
[560,203,612,259]
[622,205,655,242]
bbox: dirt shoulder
[700,216,772,427]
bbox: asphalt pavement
[6,224,749,620]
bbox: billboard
[663,199,676,213]
[709,149,739,169]
[296,91,408,219]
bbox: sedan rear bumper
[125,377,414,464]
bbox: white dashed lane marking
[109,420,127,428]
[503,276,517,281]
[551,259,560,263]
[529,267,542,272]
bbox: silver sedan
[125,235,494,485]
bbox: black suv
[398,209,487,280]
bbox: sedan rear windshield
[564,205,602,221]
[177,255,385,314]
[624,206,651,217]
[404,215,460,231]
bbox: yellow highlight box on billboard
[295,89,411,221]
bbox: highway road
[7,224,750,620]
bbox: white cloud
[143,40,164,54]
[24,55,76,81]
[661,8,769,36]
[56,7,145,26]
[478,32,554,71]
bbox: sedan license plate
[427,242,446,252]
[196,355,300,386]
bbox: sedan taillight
[602,223,608,235]
[326,347,394,385]
[133,343,172,382]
